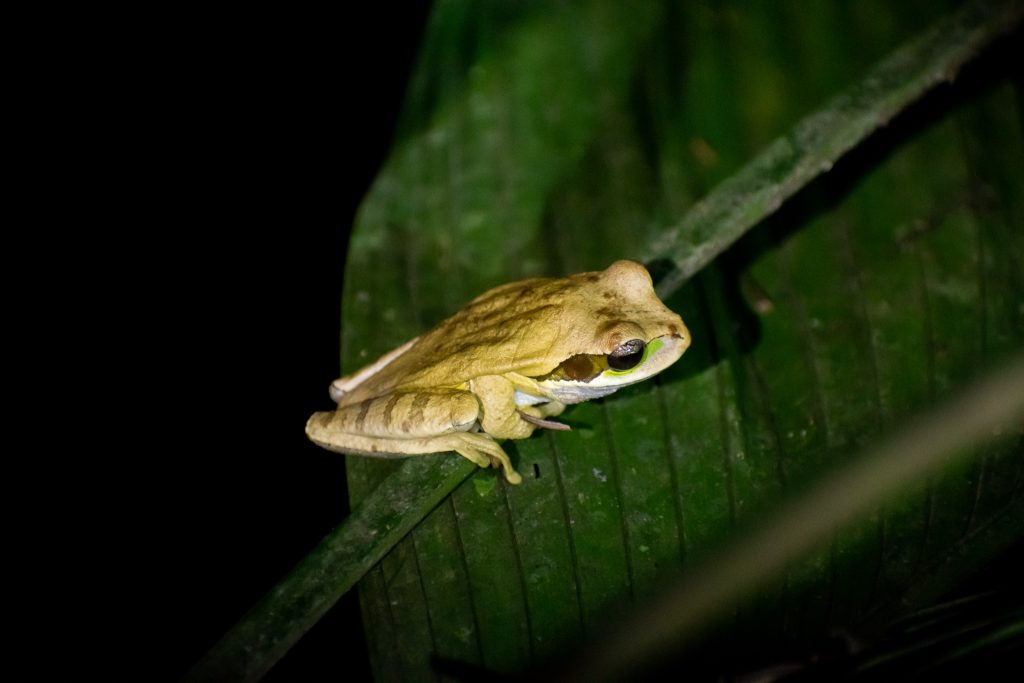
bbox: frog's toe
[476,441,522,485]
[452,446,491,469]
[448,433,523,485]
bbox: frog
[305,259,690,484]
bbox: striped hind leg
[305,389,523,484]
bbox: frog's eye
[607,339,646,370]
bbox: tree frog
[306,259,690,484]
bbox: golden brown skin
[306,260,690,484]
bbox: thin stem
[647,0,1023,298]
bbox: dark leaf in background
[338,1,1023,680]
[161,1,1024,681]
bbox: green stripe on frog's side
[604,337,665,377]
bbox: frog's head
[534,260,690,403]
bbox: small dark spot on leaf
[533,463,541,479]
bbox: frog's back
[336,260,684,406]
[337,275,564,405]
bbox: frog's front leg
[305,388,523,484]
[469,375,567,439]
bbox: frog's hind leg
[311,388,479,439]
[305,388,523,484]
[437,432,523,485]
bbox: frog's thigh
[306,391,522,484]
[308,389,480,443]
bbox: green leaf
[561,358,1024,679]
[344,1,1023,679]
[186,0,1024,680]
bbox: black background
[16,5,433,681]
[14,4,1022,681]
[152,7,432,680]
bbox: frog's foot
[439,432,523,485]
[517,410,571,431]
